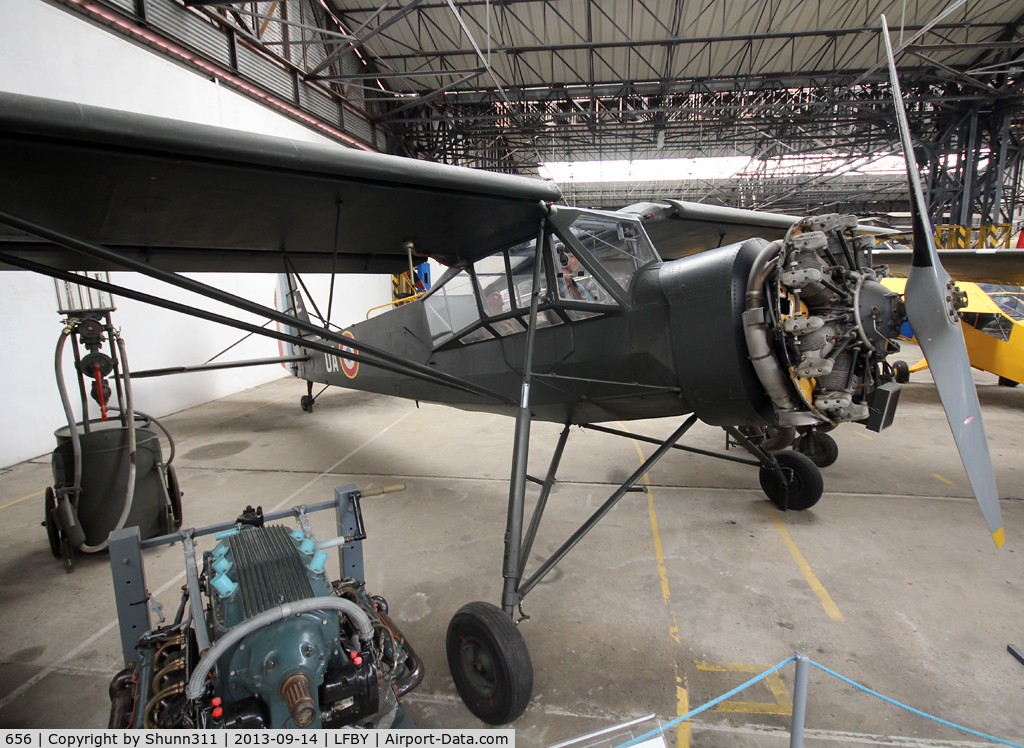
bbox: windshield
[565,214,658,292]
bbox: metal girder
[47,0,1024,224]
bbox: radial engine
[747,213,907,439]
[109,503,423,729]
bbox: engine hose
[742,240,801,413]
[79,332,136,553]
[185,596,374,700]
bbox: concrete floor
[1,353,1023,746]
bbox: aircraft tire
[797,432,839,468]
[43,487,62,559]
[446,601,533,725]
[998,377,1019,388]
[759,451,823,511]
[893,360,910,384]
[300,395,314,412]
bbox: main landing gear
[446,602,533,725]
[442,416,829,723]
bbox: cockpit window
[978,284,1024,321]
[567,215,658,292]
[551,242,612,321]
[424,270,493,346]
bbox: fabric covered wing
[0,92,561,273]
[625,200,800,260]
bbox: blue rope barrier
[613,655,1022,748]
[808,659,1024,748]
[615,656,796,748]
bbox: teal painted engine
[109,506,423,729]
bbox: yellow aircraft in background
[883,277,1024,387]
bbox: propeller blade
[881,16,1004,548]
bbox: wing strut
[0,209,514,406]
[0,249,510,405]
[881,17,1004,547]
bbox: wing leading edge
[0,92,562,273]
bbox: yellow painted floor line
[767,507,844,621]
[619,422,689,748]
[896,452,912,461]
[932,473,956,487]
[854,431,874,441]
[0,489,43,512]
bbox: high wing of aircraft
[0,58,1004,726]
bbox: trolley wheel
[893,360,911,384]
[759,451,823,511]
[43,487,62,558]
[998,376,1019,387]
[447,602,533,725]
[300,394,314,412]
[166,464,183,529]
[797,432,839,468]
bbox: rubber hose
[185,596,375,700]
[54,329,83,515]
[107,408,176,466]
[79,332,136,552]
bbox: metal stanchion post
[790,653,809,748]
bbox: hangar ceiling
[40,0,1024,225]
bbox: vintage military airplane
[0,24,1004,722]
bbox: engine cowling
[660,213,904,436]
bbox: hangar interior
[1,0,1024,743]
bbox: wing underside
[0,92,561,273]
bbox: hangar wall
[0,0,391,467]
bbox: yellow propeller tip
[993,527,1005,548]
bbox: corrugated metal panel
[237,44,293,100]
[105,0,135,15]
[300,86,341,126]
[145,0,230,66]
[345,110,373,144]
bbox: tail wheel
[300,394,314,412]
[797,432,839,468]
[43,487,62,558]
[759,451,823,511]
[446,601,533,725]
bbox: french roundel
[341,331,359,379]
